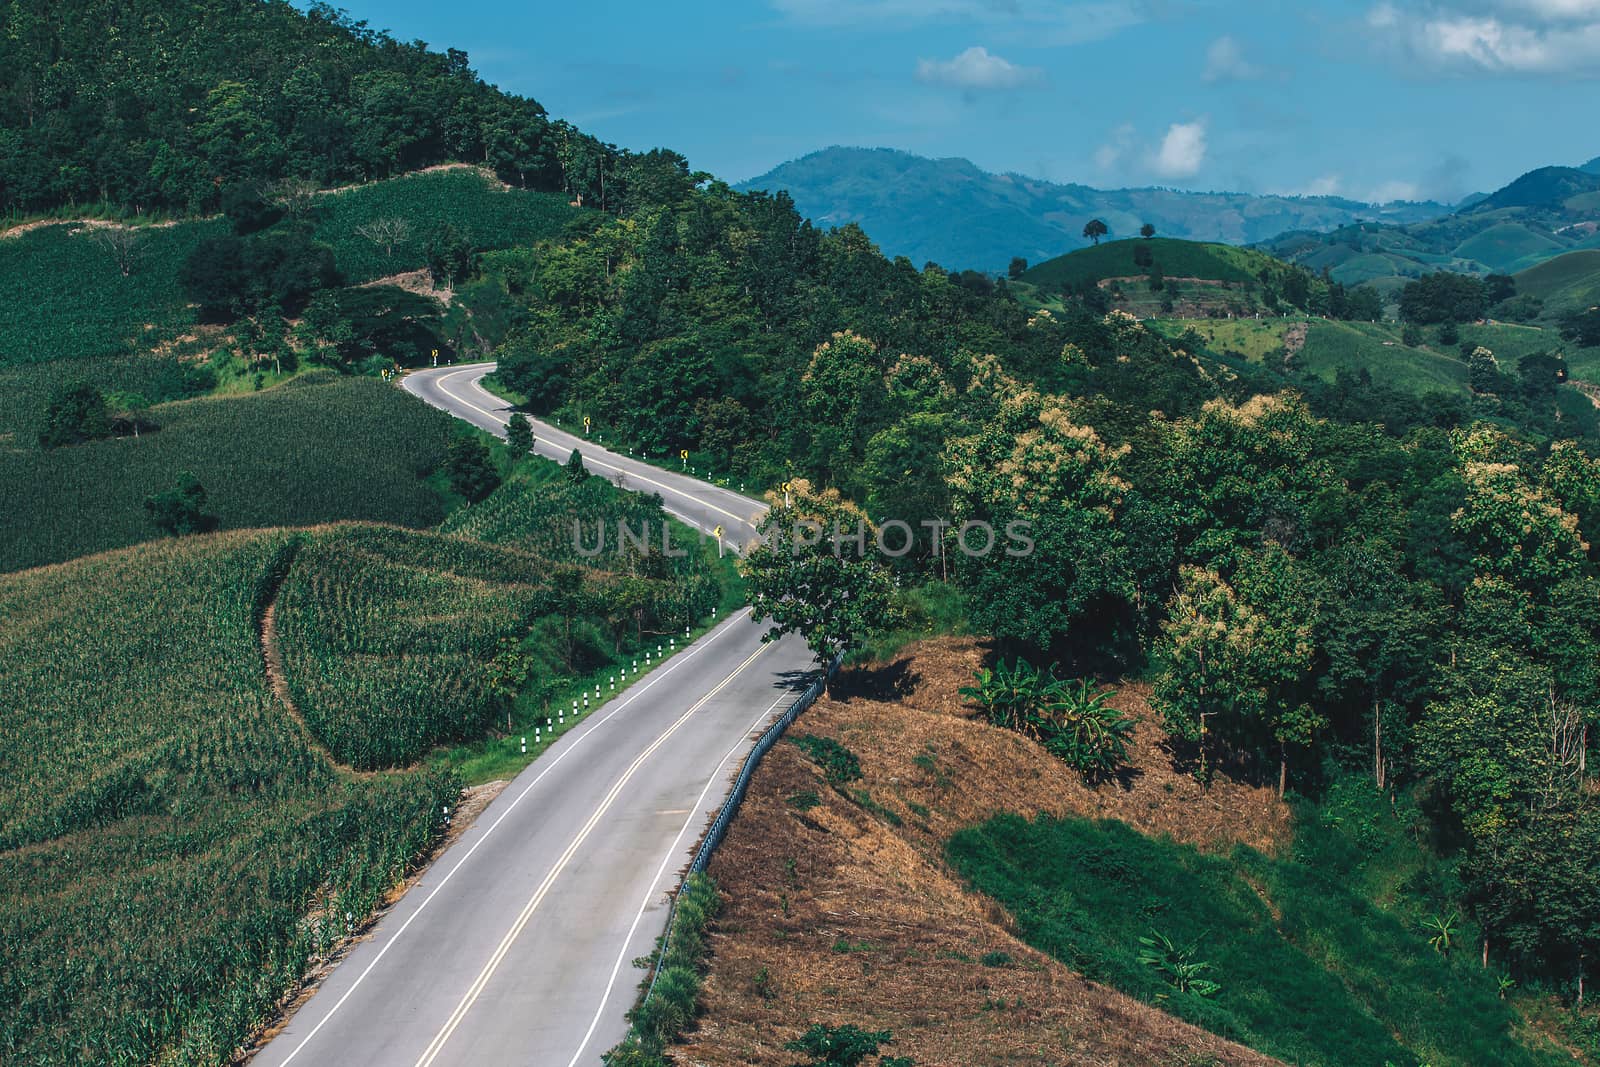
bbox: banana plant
[1137,929,1222,998]
[1423,911,1458,955]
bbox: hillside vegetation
[1014,237,1382,323]
[685,639,1567,1067]
[0,167,581,369]
[1516,250,1600,319]
[0,0,619,217]
[953,804,1557,1067]
[685,639,1287,1066]
[1021,237,1270,289]
[278,500,719,770]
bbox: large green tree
[741,484,901,673]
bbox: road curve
[404,363,769,549]
[252,364,814,1067]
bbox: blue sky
[324,0,1600,203]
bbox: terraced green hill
[0,168,581,369]
[1261,162,1600,283]
[1020,237,1280,290]
[1515,250,1600,316]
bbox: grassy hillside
[0,531,460,1066]
[312,168,579,283]
[1157,316,1600,401]
[278,493,721,770]
[1021,237,1275,290]
[1156,316,1471,395]
[683,637,1571,1067]
[0,219,227,366]
[1013,238,1328,320]
[0,373,457,573]
[1516,250,1600,316]
[950,802,1560,1067]
[1262,164,1600,284]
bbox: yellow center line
[431,366,761,532]
[411,639,772,1067]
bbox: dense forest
[0,0,629,215]
[491,170,1600,1001]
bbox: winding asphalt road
[252,364,815,1066]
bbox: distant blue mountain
[735,147,1454,273]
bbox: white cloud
[916,46,1044,90]
[1152,121,1208,179]
[1369,179,1423,202]
[1303,175,1344,196]
[1094,122,1137,171]
[1367,1,1600,74]
[1202,36,1261,82]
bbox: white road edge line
[422,366,759,531]
[271,607,755,1067]
[412,641,775,1067]
[563,687,795,1067]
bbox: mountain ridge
[735,146,1454,272]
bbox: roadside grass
[848,580,971,665]
[948,778,1568,1067]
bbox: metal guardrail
[636,651,842,1010]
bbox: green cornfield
[0,373,457,573]
[0,168,577,371]
[275,524,590,768]
[312,168,579,283]
[0,219,225,367]
[276,464,723,769]
[0,531,459,1066]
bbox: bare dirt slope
[681,637,1290,1066]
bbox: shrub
[445,435,501,503]
[792,734,862,784]
[606,874,721,1063]
[784,1024,911,1067]
[1137,929,1222,997]
[144,471,219,536]
[961,661,1134,777]
[38,379,111,448]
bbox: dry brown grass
[680,637,1288,1067]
